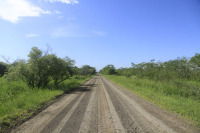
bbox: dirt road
[11,75,199,133]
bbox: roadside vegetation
[100,54,200,126]
[0,47,96,132]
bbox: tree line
[0,47,96,89]
[100,53,200,82]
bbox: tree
[190,53,200,80]
[100,64,116,75]
[6,47,74,88]
[0,62,8,77]
[80,65,96,76]
[116,67,132,77]
[190,53,200,68]
[71,66,80,76]
[48,55,72,87]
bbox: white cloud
[46,0,79,4]
[0,0,50,23]
[26,33,40,38]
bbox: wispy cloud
[51,25,106,38]
[57,16,64,20]
[0,0,50,23]
[92,31,106,36]
[46,0,79,4]
[26,33,40,38]
[51,25,77,38]
[54,10,61,14]
[67,17,76,21]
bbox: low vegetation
[101,54,200,126]
[0,47,96,132]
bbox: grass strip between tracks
[103,75,200,126]
[0,75,92,132]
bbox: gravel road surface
[11,75,199,133]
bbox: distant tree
[190,53,200,68]
[100,64,116,75]
[161,57,190,80]
[190,53,200,80]
[116,67,132,77]
[63,56,76,76]
[80,65,96,76]
[0,62,8,77]
[71,66,80,75]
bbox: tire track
[79,79,98,133]
[102,77,158,132]
[97,77,115,133]
[40,93,83,133]
[51,93,86,133]
[40,78,96,133]
[100,78,125,133]
[100,76,141,132]
[59,78,97,133]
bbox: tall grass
[0,75,91,132]
[103,75,200,126]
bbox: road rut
[11,76,200,133]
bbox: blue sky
[0,0,200,70]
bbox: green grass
[0,75,91,132]
[103,75,200,126]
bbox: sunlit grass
[103,75,200,126]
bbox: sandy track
[11,76,200,133]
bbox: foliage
[103,55,200,82]
[5,47,75,88]
[190,53,200,68]
[71,66,80,75]
[116,67,132,78]
[100,64,116,75]
[79,65,96,76]
[3,47,96,89]
[0,62,9,77]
